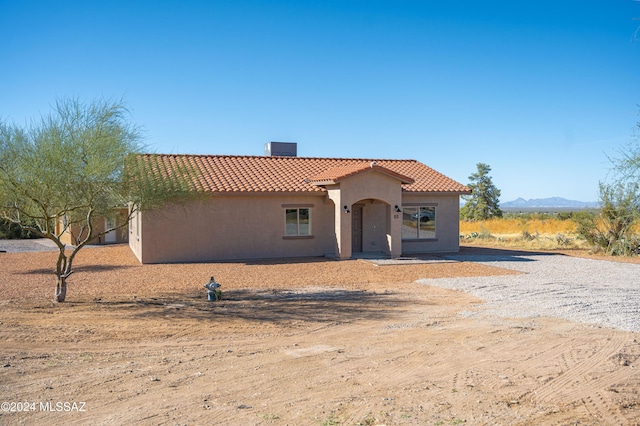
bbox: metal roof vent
[264,141,297,157]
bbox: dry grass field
[459,216,588,250]
[459,217,578,236]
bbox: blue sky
[1,0,639,202]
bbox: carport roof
[133,154,471,194]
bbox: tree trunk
[54,276,67,303]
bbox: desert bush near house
[572,182,640,256]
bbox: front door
[351,205,363,253]
[104,217,117,243]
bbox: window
[285,208,311,236]
[402,206,436,239]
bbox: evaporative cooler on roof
[264,142,297,157]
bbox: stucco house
[57,208,129,246]
[128,145,470,264]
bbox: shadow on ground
[91,289,409,324]
[18,264,136,275]
[445,245,566,262]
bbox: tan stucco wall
[400,193,462,254]
[59,209,129,246]
[130,194,336,263]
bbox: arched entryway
[349,199,391,256]
[319,164,407,259]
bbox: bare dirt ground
[1,244,639,425]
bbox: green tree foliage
[0,218,37,239]
[574,182,640,255]
[610,118,640,181]
[575,114,640,255]
[0,98,193,302]
[460,163,503,220]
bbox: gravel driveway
[418,251,640,333]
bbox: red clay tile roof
[134,154,470,194]
[309,161,415,185]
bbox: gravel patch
[0,238,59,252]
[417,252,640,333]
[0,238,103,253]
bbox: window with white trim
[402,206,436,239]
[285,208,311,236]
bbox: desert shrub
[573,182,640,256]
[555,233,571,246]
[521,230,535,241]
[0,219,38,239]
[610,236,640,256]
[478,228,492,239]
[461,230,493,240]
[556,211,575,221]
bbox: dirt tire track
[582,391,628,426]
[532,331,629,404]
[481,339,576,392]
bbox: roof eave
[208,189,328,196]
[403,190,472,195]
[310,180,336,186]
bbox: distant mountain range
[500,197,599,209]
